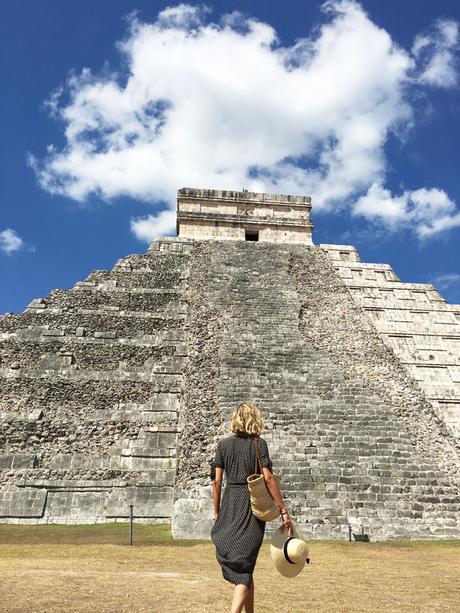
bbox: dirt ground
[0,524,459,612]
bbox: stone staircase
[0,238,192,523]
[321,244,460,438]
[174,241,460,539]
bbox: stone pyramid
[0,188,459,540]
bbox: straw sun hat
[270,524,310,578]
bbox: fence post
[129,504,134,546]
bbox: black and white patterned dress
[210,434,273,586]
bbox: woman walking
[210,401,292,613]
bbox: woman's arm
[262,466,293,536]
[212,466,223,519]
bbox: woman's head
[231,401,265,436]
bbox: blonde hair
[231,401,265,436]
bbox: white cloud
[157,3,211,28]
[32,1,460,240]
[431,272,460,291]
[353,184,460,238]
[413,18,459,88]
[0,228,24,255]
[130,209,176,242]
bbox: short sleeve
[258,438,273,472]
[209,440,224,481]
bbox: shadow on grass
[0,523,208,547]
[0,523,458,549]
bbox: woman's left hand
[281,511,293,537]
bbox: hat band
[283,537,296,565]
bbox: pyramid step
[0,377,178,413]
[0,453,37,469]
[86,268,186,290]
[0,309,186,341]
[36,287,184,314]
[0,338,187,372]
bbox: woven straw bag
[246,437,281,522]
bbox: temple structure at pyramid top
[176,187,314,244]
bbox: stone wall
[177,188,313,244]
[175,218,312,243]
[0,238,192,523]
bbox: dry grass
[0,524,459,612]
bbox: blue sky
[1,0,459,314]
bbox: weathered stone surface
[0,454,36,469]
[0,189,459,539]
[0,488,47,518]
[321,244,460,437]
[177,188,313,244]
[0,240,190,522]
[172,240,460,539]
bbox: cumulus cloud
[130,209,176,242]
[0,228,24,255]
[31,0,460,241]
[353,184,460,238]
[157,3,211,28]
[413,19,459,88]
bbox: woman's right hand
[281,510,293,537]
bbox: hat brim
[270,525,307,578]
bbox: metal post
[129,504,134,546]
[348,524,352,542]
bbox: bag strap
[254,436,262,475]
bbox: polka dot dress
[210,434,273,586]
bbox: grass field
[0,524,459,612]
